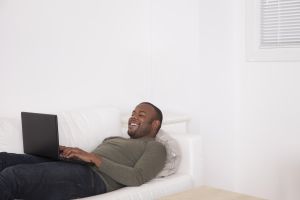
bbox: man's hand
[59,146,102,167]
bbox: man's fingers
[59,147,87,159]
[64,148,84,157]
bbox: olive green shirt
[90,136,167,192]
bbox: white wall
[0,0,152,116]
[149,0,238,192]
[150,1,300,199]
[236,61,300,200]
[234,1,300,199]
[1,0,299,200]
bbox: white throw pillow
[57,106,121,152]
[155,129,181,178]
[0,118,23,153]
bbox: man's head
[127,102,163,139]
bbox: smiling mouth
[128,122,139,129]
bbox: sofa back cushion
[58,106,121,152]
[0,118,23,153]
[0,106,121,154]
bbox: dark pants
[0,152,106,200]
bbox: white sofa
[0,106,202,200]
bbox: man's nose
[130,115,137,120]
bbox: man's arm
[94,142,166,186]
[60,142,166,186]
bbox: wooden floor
[159,186,266,200]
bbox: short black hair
[140,102,163,131]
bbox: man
[0,102,166,200]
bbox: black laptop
[21,112,87,164]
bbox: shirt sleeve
[95,141,166,186]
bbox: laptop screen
[21,112,59,159]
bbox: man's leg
[0,161,106,200]
[0,152,51,171]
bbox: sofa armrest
[171,133,203,186]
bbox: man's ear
[152,120,161,132]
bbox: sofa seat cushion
[80,173,193,200]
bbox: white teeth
[130,123,138,126]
